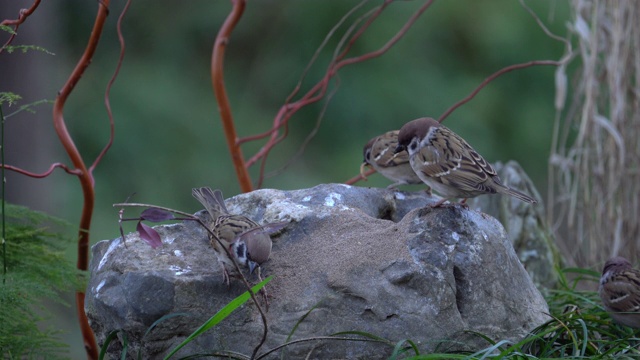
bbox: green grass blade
[389,338,420,359]
[331,330,392,344]
[163,276,272,360]
[99,330,125,360]
[143,312,190,339]
[281,300,322,360]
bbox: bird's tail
[192,187,229,217]
[498,186,537,204]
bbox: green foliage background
[2,0,570,357]
[0,205,83,358]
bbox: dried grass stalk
[549,0,640,267]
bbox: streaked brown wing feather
[372,131,410,168]
[418,126,496,193]
[601,270,640,313]
[214,215,258,246]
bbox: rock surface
[468,161,559,289]
[86,183,549,359]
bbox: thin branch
[333,0,393,61]
[334,0,432,67]
[211,0,252,193]
[261,79,341,184]
[113,202,196,219]
[237,0,392,147]
[91,0,131,172]
[438,60,561,123]
[344,168,375,186]
[283,0,371,105]
[0,0,42,55]
[0,162,82,177]
[53,0,112,358]
[244,0,435,188]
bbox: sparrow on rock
[394,117,537,206]
[599,256,640,328]
[192,187,277,285]
[361,130,424,189]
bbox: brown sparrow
[394,117,537,206]
[361,130,424,189]
[599,256,640,328]
[192,187,273,285]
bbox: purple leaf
[137,221,163,248]
[140,208,175,222]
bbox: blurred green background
[2,0,569,357]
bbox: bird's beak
[359,162,370,180]
[248,260,259,274]
[394,144,405,154]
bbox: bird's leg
[253,268,269,311]
[430,197,449,208]
[218,260,231,286]
[457,198,470,209]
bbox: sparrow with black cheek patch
[394,117,537,207]
[192,187,274,285]
[599,256,640,328]
[361,130,424,189]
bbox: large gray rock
[86,184,549,359]
[468,161,559,289]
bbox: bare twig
[283,0,371,105]
[244,0,435,189]
[438,60,561,123]
[0,162,82,177]
[211,0,252,193]
[345,168,375,185]
[0,0,42,54]
[91,0,131,172]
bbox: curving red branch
[345,168,375,186]
[52,1,112,358]
[243,0,436,189]
[92,0,131,173]
[237,1,397,148]
[438,60,561,123]
[211,0,252,193]
[0,163,81,177]
[0,0,42,54]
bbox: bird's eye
[365,149,371,161]
[409,141,417,152]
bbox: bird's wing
[373,131,409,168]
[416,126,498,193]
[601,270,640,313]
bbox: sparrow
[394,117,537,206]
[360,130,424,189]
[599,256,640,328]
[192,187,277,285]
